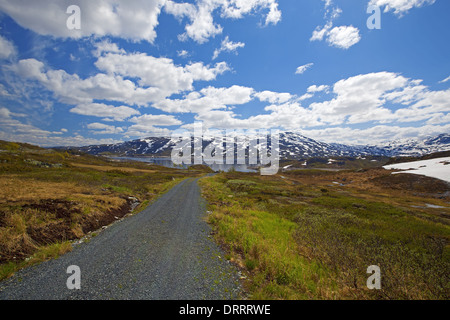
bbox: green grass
[0,241,73,280]
[199,172,450,300]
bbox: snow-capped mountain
[376,134,450,157]
[66,132,450,159]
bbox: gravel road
[0,177,241,300]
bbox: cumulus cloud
[95,51,230,98]
[171,71,450,138]
[164,0,281,43]
[8,45,230,108]
[254,91,293,104]
[368,0,436,16]
[0,0,165,42]
[10,59,156,106]
[311,1,360,49]
[87,122,125,135]
[311,24,361,49]
[326,26,361,49]
[92,39,126,58]
[309,72,409,125]
[154,85,255,114]
[126,114,182,137]
[70,103,140,121]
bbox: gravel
[0,178,241,300]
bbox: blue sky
[0,0,449,147]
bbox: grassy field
[0,140,212,280]
[199,168,450,300]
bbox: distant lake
[108,157,257,173]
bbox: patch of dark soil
[23,199,81,219]
[0,197,137,264]
[26,221,78,246]
[79,198,135,234]
[0,210,6,228]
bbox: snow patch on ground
[383,157,450,183]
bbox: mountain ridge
[58,132,450,160]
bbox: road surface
[0,177,241,300]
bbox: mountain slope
[61,133,450,160]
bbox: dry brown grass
[0,174,129,265]
[69,162,157,173]
[0,175,92,204]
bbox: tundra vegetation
[199,166,449,300]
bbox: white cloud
[189,101,320,131]
[0,83,12,97]
[326,26,361,49]
[311,1,360,49]
[406,88,450,116]
[212,36,245,60]
[301,123,450,146]
[439,75,450,84]
[130,114,182,127]
[307,85,330,93]
[0,0,165,42]
[177,50,190,58]
[164,0,281,43]
[220,0,281,24]
[255,91,293,104]
[9,58,144,105]
[9,46,230,108]
[0,34,16,59]
[178,72,450,133]
[264,1,282,25]
[311,24,361,49]
[11,58,48,83]
[310,23,332,42]
[426,113,450,125]
[0,106,120,147]
[92,39,126,58]
[295,63,314,75]
[309,72,450,126]
[95,51,230,99]
[70,103,140,121]
[166,0,223,43]
[309,72,409,125]
[154,85,254,114]
[69,54,79,62]
[299,93,314,101]
[87,122,124,135]
[298,85,330,101]
[368,0,436,16]
[126,114,182,137]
